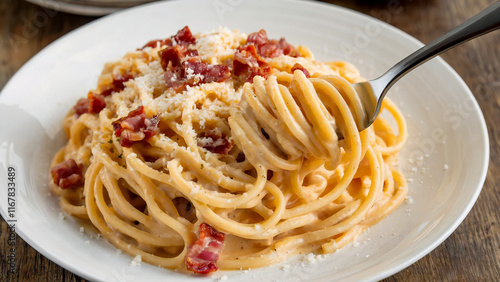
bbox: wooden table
[1,0,499,281]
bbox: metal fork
[353,1,500,131]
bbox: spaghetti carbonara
[49,27,407,274]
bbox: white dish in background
[0,0,489,281]
[26,0,156,16]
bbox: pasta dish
[49,26,407,274]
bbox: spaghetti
[49,26,407,274]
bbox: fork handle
[376,1,500,96]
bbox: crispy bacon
[233,44,272,82]
[50,159,83,189]
[141,26,196,50]
[99,72,134,97]
[164,61,230,91]
[160,46,230,91]
[186,223,225,274]
[185,61,231,84]
[164,71,185,91]
[173,26,196,46]
[153,26,232,92]
[278,38,300,57]
[198,129,233,155]
[291,63,310,78]
[159,45,199,70]
[232,29,301,82]
[73,91,106,117]
[112,106,160,148]
[246,29,300,58]
[247,29,268,46]
[74,98,89,116]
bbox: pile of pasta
[49,26,407,274]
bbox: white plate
[0,0,489,281]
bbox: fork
[353,1,500,131]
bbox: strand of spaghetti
[282,78,362,219]
[163,155,267,209]
[92,146,146,199]
[128,155,269,209]
[96,168,184,246]
[59,199,87,218]
[375,99,408,155]
[290,159,327,202]
[100,171,150,224]
[326,61,361,83]
[152,135,254,192]
[311,200,362,231]
[241,213,317,240]
[86,161,188,268]
[185,167,286,238]
[276,81,329,157]
[360,169,407,226]
[67,117,88,150]
[321,75,366,129]
[218,246,289,269]
[246,78,297,159]
[242,81,303,157]
[244,200,361,242]
[291,72,338,149]
[229,111,302,171]
[264,75,324,156]
[273,146,382,255]
[241,96,299,160]
[321,146,385,253]
[124,156,196,242]
[123,155,194,223]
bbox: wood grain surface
[1,0,499,281]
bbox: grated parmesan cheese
[130,255,142,267]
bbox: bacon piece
[173,26,196,46]
[185,61,231,84]
[112,106,160,148]
[198,129,233,155]
[160,45,200,91]
[140,26,196,50]
[233,45,272,82]
[246,29,300,58]
[232,29,302,82]
[74,98,89,116]
[247,29,268,46]
[155,26,230,92]
[278,38,300,57]
[87,92,106,114]
[164,71,185,91]
[247,29,282,58]
[100,72,134,97]
[73,92,106,117]
[186,223,225,274]
[50,159,83,189]
[159,45,199,70]
[162,53,230,91]
[258,42,283,58]
[291,63,310,78]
